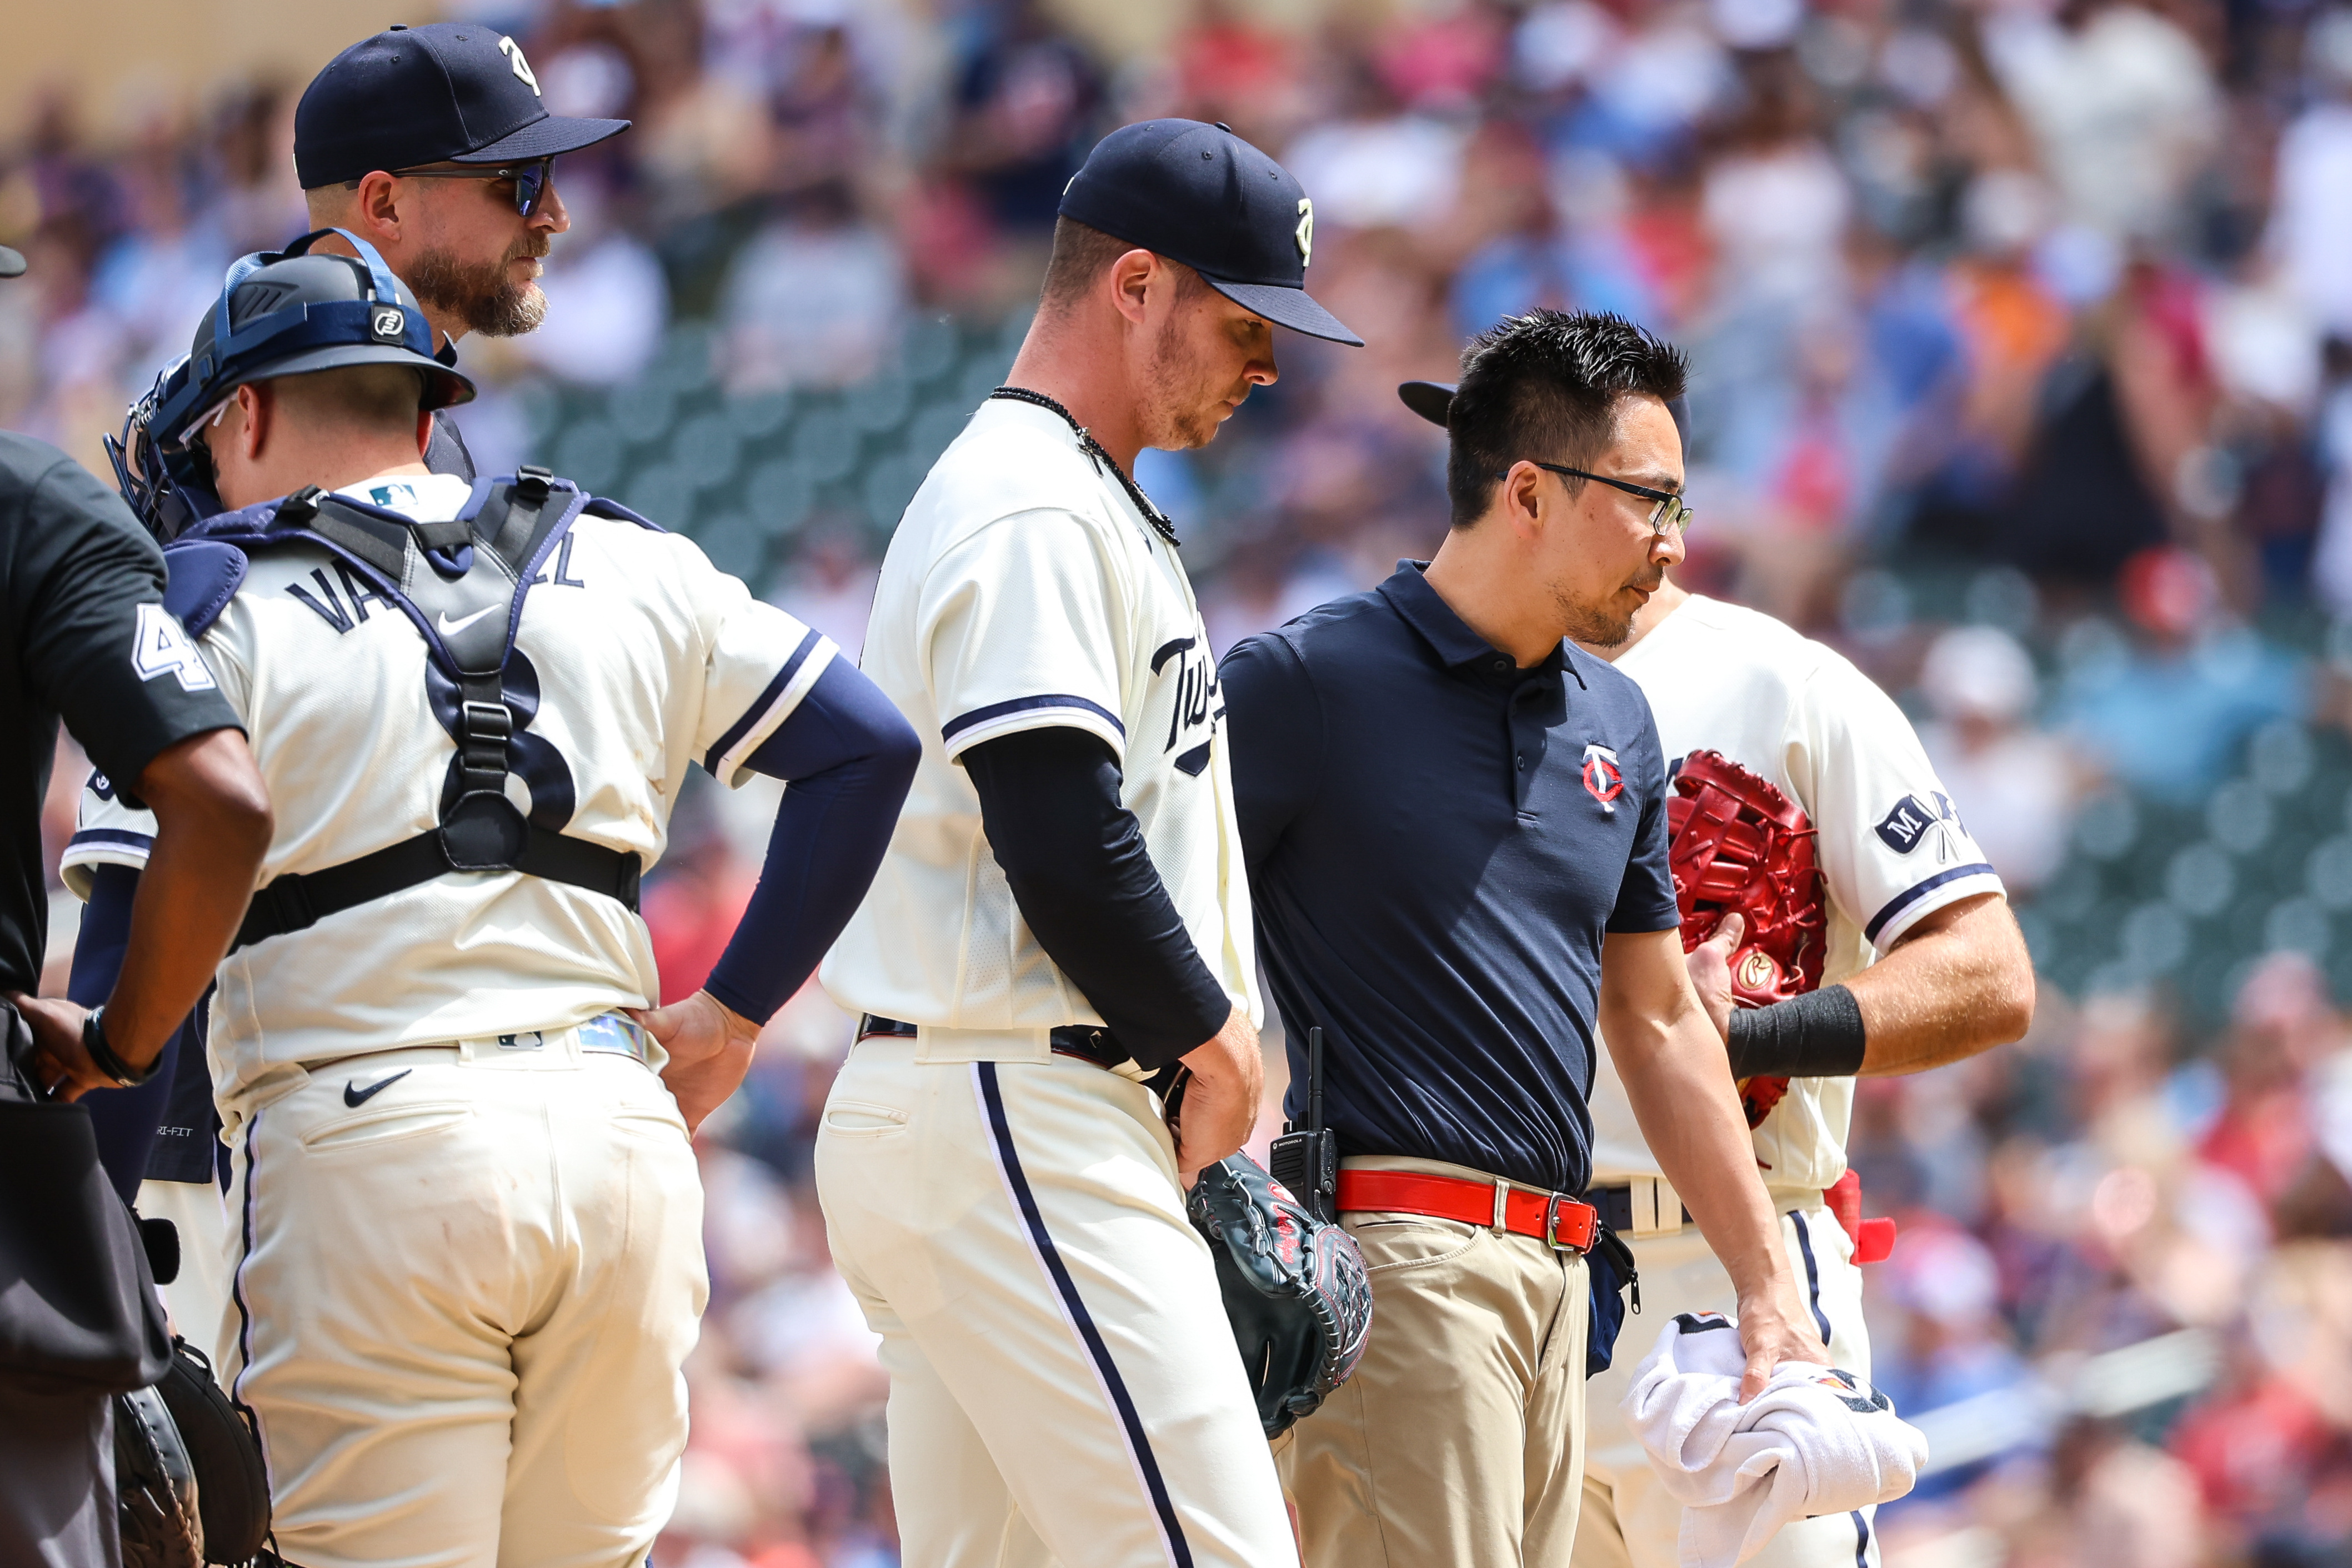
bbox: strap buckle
[459,699,512,775]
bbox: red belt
[1335,1169,1597,1254]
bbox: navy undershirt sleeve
[961,726,1233,1069]
[68,864,173,1205]
[700,658,921,1024]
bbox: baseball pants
[218,1020,707,1568]
[139,1176,232,1355]
[816,1030,1295,1568]
[1280,1154,1591,1568]
[1573,1199,1878,1568]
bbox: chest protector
[167,469,653,953]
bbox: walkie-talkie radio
[1268,1026,1338,1224]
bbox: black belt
[235,825,641,953]
[857,1015,1135,1072]
[1588,1183,1694,1235]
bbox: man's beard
[1555,569,1663,648]
[1137,309,1233,453]
[406,239,549,338]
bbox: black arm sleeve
[962,727,1233,1069]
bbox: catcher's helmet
[107,227,473,538]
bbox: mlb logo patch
[1583,743,1625,813]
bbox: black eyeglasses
[1499,460,1693,536]
[349,158,554,218]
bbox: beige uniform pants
[137,1176,233,1357]
[218,1022,707,1568]
[1573,1201,1877,1568]
[1280,1155,1591,1568]
[816,1032,1294,1568]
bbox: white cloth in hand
[1620,1310,1928,1568]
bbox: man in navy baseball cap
[289,23,629,479]
[294,22,627,189]
[1058,117,1360,347]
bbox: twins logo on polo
[1583,742,1625,813]
[1874,791,1964,859]
[1152,633,1223,778]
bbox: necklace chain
[987,385,1179,547]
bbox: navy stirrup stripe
[975,1062,1192,1568]
[1853,1507,1873,1566]
[1790,1210,1833,1345]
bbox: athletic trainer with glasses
[817,119,1361,1567]
[92,236,915,1566]
[1222,310,1826,1567]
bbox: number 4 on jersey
[132,602,217,692]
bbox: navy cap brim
[452,116,632,166]
[244,343,475,412]
[1398,380,1454,427]
[1399,379,1692,444]
[1204,278,1363,347]
[0,246,24,279]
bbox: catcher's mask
[105,228,473,539]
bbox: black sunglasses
[349,157,554,218]
[1498,460,1693,535]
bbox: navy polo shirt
[1222,562,1680,1196]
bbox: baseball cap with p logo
[294,22,630,190]
[1058,119,1362,347]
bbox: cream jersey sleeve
[920,508,1130,764]
[1786,649,2006,956]
[680,538,839,786]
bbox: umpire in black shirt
[1222,310,1820,1567]
[1,238,271,1562]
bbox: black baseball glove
[1186,1152,1373,1438]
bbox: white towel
[1620,1311,1929,1568]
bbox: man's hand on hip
[1174,1008,1262,1186]
[633,990,760,1134]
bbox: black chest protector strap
[231,471,641,953]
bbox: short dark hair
[272,363,427,432]
[1444,310,1687,528]
[1037,216,1207,314]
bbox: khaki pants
[816,1032,1294,1568]
[1281,1155,1590,1568]
[220,1023,707,1568]
[1573,1202,1878,1568]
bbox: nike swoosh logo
[343,1069,412,1108]
[436,605,499,636]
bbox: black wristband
[1726,984,1866,1080]
[83,1005,162,1089]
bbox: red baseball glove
[1665,750,1827,1128]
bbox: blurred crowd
[18,0,2352,1562]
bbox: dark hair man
[290,21,629,477]
[1221,309,1826,1566]
[0,239,272,1564]
[815,119,1360,1567]
[79,239,915,1566]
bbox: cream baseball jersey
[820,397,1258,1031]
[77,470,834,1110]
[1589,594,2003,1192]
